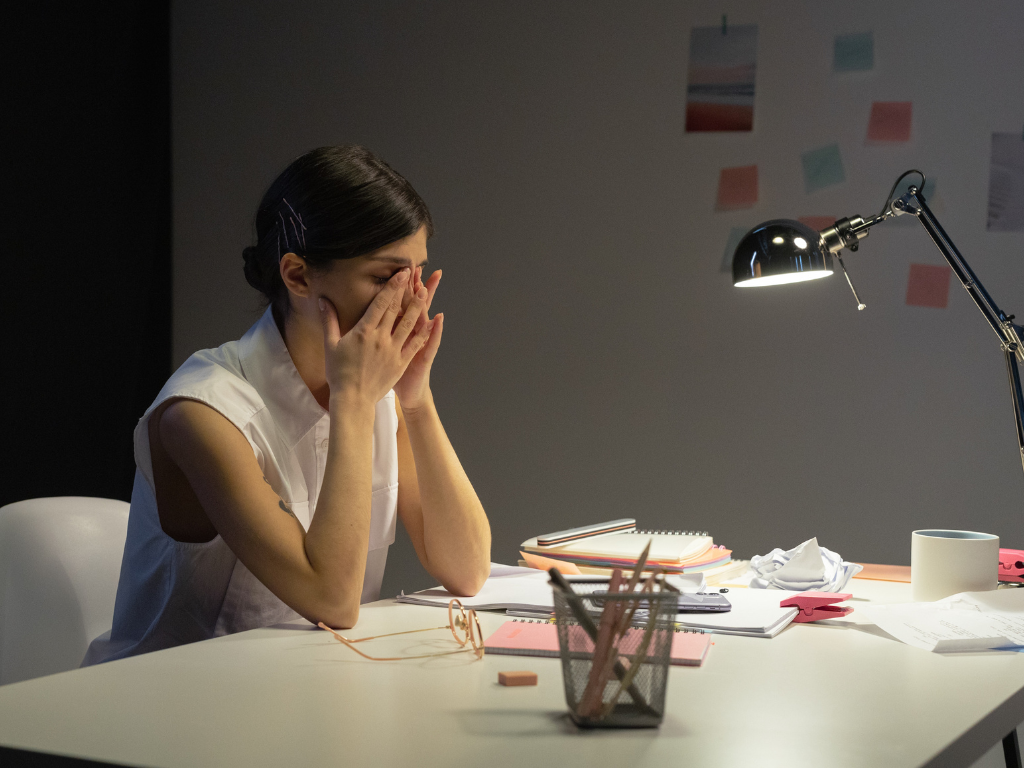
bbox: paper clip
[780,591,853,623]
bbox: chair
[0,497,129,685]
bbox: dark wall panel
[1,3,171,506]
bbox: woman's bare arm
[395,396,491,596]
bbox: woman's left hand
[393,267,443,413]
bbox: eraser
[498,671,538,687]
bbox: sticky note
[987,133,1024,231]
[716,165,758,210]
[498,671,538,687]
[798,216,836,232]
[867,101,912,142]
[721,226,749,273]
[801,144,845,194]
[906,264,951,309]
[834,32,873,72]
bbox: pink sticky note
[716,165,758,210]
[798,216,836,232]
[906,264,951,308]
[867,101,912,142]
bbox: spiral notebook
[521,523,714,565]
[484,619,712,666]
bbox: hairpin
[282,198,307,249]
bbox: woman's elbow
[443,567,489,598]
[316,603,360,630]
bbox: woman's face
[310,225,430,336]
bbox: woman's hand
[393,267,443,413]
[319,269,433,407]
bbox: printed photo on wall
[685,23,757,132]
[987,132,1024,232]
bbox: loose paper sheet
[716,165,758,210]
[862,589,1024,652]
[685,24,757,132]
[987,133,1024,231]
[833,32,874,72]
[867,101,912,142]
[801,144,845,194]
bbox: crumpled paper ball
[750,537,863,592]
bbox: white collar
[238,308,327,450]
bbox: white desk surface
[1,579,1023,768]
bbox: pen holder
[553,586,678,728]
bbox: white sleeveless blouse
[83,308,399,665]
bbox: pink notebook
[484,620,711,666]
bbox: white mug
[911,529,999,602]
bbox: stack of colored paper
[520,528,731,575]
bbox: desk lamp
[731,170,1024,478]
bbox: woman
[84,146,491,664]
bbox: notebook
[522,529,713,565]
[484,619,712,666]
[505,587,798,639]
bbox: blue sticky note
[721,226,749,273]
[801,144,846,194]
[834,32,873,72]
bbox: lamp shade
[732,219,833,287]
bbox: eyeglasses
[317,599,485,661]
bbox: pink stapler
[999,548,1024,583]
[780,591,853,623]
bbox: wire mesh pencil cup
[553,585,678,728]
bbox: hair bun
[242,245,265,292]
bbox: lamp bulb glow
[735,270,834,287]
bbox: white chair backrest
[0,497,129,685]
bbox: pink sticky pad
[798,216,836,232]
[906,263,951,308]
[867,101,912,142]
[716,165,758,210]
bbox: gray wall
[173,0,1024,596]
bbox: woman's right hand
[318,269,434,406]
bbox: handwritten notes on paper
[801,144,845,194]
[686,24,758,132]
[716,165,758,210]
[833,32,874,72]
[906,264,951,309]
[862,589,1024,653]
[987,133,1024,231]
[867,101,912,142]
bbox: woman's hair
[242,145,433,312]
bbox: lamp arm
[896,188,1024,357]
[895,188,1024,477]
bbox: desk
[0,580,1022,767]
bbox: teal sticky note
[834,32,873,72]
[801,144,845,194]
[721,226,749,273]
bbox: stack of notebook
[519,519,748,584]
[484,619,712,666]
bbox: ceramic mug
[911,529,999,602]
